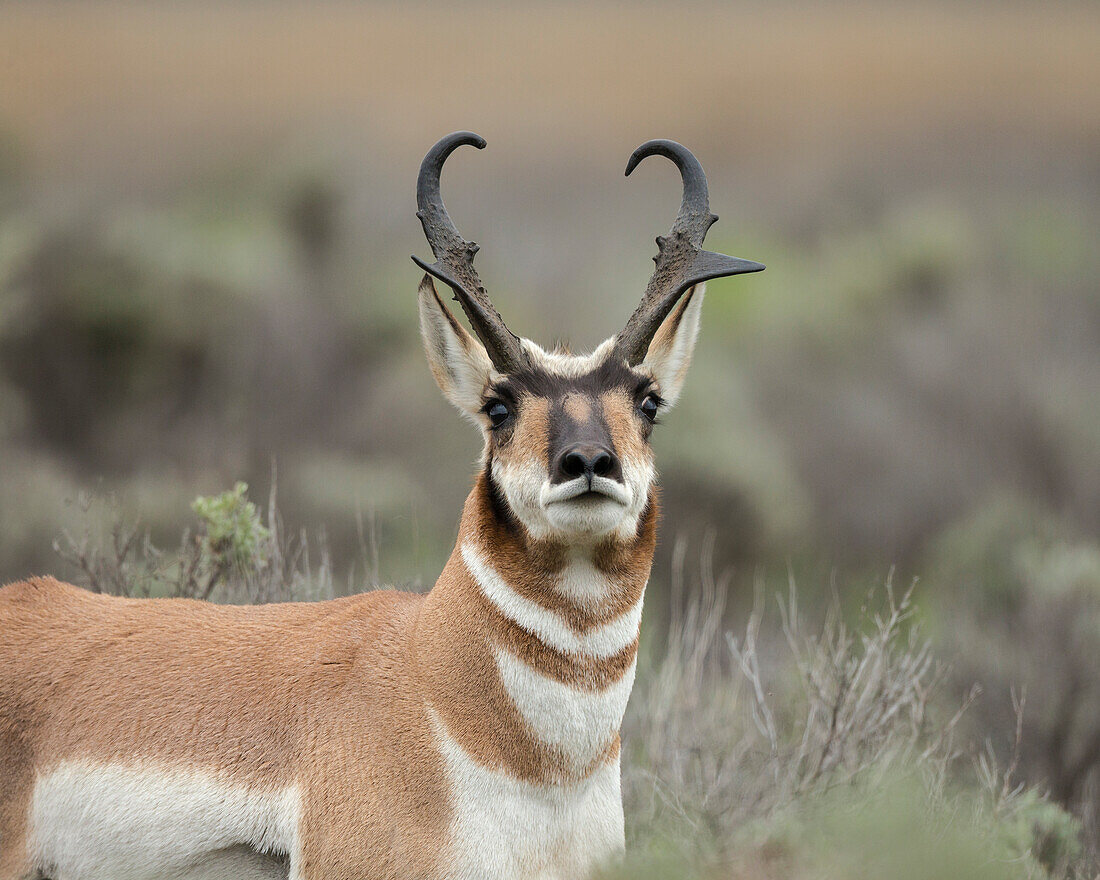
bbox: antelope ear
[641,283,704,407]
[418,275,493,417]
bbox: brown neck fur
[413,473,658,784]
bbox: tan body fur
[1,473,655,880]
[1,577,442,878]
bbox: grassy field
[60,486,1092,878]
[2,1,1099,871]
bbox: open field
[2,1,1099,871]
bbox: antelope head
[414,132,763,545]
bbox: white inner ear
[641,283,705,407]
[418,275,493,418]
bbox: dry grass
[615,535,1085,879]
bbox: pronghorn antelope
[0,132,762,880]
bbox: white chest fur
[440,546,643,878]
[431,711,626,880]
[494,646,636,773]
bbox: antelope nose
[556,445,621,484]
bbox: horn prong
[615,139,764,365]
[413,132,528,374]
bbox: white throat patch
[460,542,644,658]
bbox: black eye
[639,394,659,423]
[487,401,510,428]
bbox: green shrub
[56,484,331,604]
[191,481,271,572]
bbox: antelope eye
[639,394,659,423]
[487,401,510,428]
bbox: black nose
[555,445,621,484]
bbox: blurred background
[1,0,1099,866]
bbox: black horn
[413,131,528,373]
[614,140,764,366]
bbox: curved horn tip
[416,131,488,259]
[437,131,486,152]
[418,134,487,190]
[624,138,695,176]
